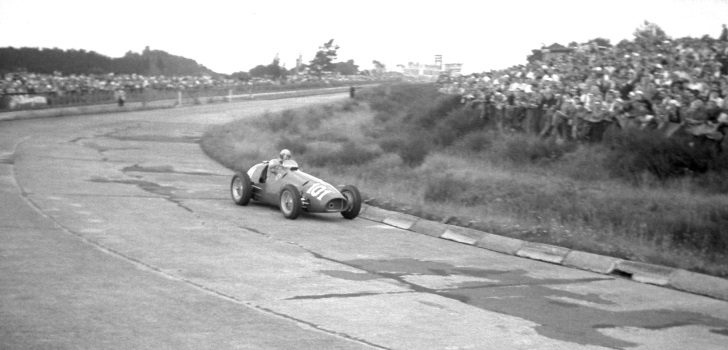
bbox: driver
[268,149,292,180]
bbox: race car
[230,159,362,220]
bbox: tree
[372,60,386,71]
[248,55,287,80]
[230,71,251,81]
[309,39,339,78]
[633,21,669,48]
[249,64,269,78]
[334,59,358,75]
[267,55,286,80]
[526,49,543,63]
[588,37,612,48]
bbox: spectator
[437,24,727,143]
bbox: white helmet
[279,149,292,160]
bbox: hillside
[0,46,217,76]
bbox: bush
[340,99,359,111]
[433,106,488,147]
[424,175,469,202]
[499,134,575,164]
[262,109,298,132]
[460,132,493,152]
[399,136,430,167]
[377,128,431,167]
[307,141,380,167]
[604,128,715,181]
[405,94,462,129]
[276,135,308,155]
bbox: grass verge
[201,84,728,278]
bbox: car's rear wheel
[340,185,361,219]
[279,185,302,219]
[231,172,252,206]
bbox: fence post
[177,90,182,106]
[228,89,232,102]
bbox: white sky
[1,0,727,74]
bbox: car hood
[287,170,342,198]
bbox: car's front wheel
[340,185,361,219]
[231,172,252,206]
[279,184,302,219]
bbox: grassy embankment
[201,83,728,278]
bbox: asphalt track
[1,95,727,349]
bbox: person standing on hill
[115,88,126,107]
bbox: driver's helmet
[279,149,292,161]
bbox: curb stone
[476,233,525,255]
[563,250,621,274]
[440,228,480,245]
[410,219,448,237]
[669,269,728,301]
[613,261,676,286]
[382,212,418,230]
[359,206,390,223]
[516,242,570,264]
[359,204,728,301]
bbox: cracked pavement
[1,96,727,349]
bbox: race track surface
[1,95,727,349]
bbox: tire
[279,185,302,219]
[340,185,361,220]
[231,172,252,206]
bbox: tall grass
[201,83,728,277]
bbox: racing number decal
[307,183,332,200]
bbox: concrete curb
[614,261,675,286]
[382,212,418,230]
[359,204,728,301]
[668,269,728,301]
[563,250,620,274]
[441,228,480,245]
[410,219,448,237]
[476,233,525,255]
[516,242,570,264]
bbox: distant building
[397,55,463,80]
[443,63,462,76]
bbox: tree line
[0,46,216,77]
[1,39,382,81]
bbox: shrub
[377,128,431,167]
[399,135,430,167]
[603,128,716,181]
[559,144,611,182]
[340,99,359,111]
[433,106,488,147]
[424,175,469,203]
[276,135,308,155]
[499,134,575,164]
[460,132,493,152]
[405,94,462,129]
[307,141,380,167]
[262,109,298,132]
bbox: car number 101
[307,183,333,200]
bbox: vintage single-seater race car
[230,159,362,220]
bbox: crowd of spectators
[438,24,728,142]
[0,71,385,109]
[1,71,382,96]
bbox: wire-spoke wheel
[279,185,302,219]
[230,172,252,206]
